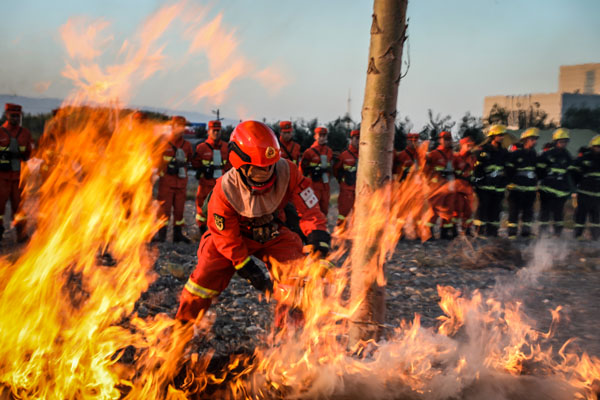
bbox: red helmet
[438,131,452,139]
[279,120,292,133]
[5,103,22,115]
[315,126,328,136]
[208,120,221,129]
[229,121,281,169]
[459,137,474,145]
[172,115,186,126]
[407,133,420,141]
[350,129,360,137]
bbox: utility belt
[240,213,281,243]
[0,151,22,172]
[516,170,536,179]
[486,169,504,178]
[166,160,186,176]
[196,164,223,180]
[343,169,357,186]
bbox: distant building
[483,63,600,128]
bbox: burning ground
[2,192,599,399]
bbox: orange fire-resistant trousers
[176,227,304,325]
[311,181,330,216]
[157,175,187,227]
[337,183,355,225]
[454,180,474,229]
[0,174,23,230]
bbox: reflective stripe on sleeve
[234,256,251,270]
[185,279,219,299]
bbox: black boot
[152,227,167,243]
[173,226,191,243]
[440,227,452,240]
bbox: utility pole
[211,108,222,121]
[349,0,409,345]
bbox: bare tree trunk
[349,0,408,345]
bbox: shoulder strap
[347,149,358,160]
[204,141,214,151]
[280,141,294,160]
[435,148,448,163]
[311,147,321,158]
[0,127,11,138]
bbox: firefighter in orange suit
[425,131,456,240]
[278,120,301,164]
[300,126,333,216]
[155,116,193,243]
[0,103,33,242]
[192,120,230,236]
[453,137,476,235]
[393,133,420,181]
[333,129,359,226]
[176,121,330,325]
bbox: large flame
[1,4,599,400]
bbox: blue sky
[1,0,599,129]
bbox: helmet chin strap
[239,166,277,194]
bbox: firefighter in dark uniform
[536,128,573,237]
[505,128,539,239]
[473,124,508,237]
[570,135,600,240]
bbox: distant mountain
[0,94,239,126]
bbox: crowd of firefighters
[397,125,600,241]
[2,102,600,246]
[2,102,600,325]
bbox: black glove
[236,257,273,293]
[306,230,331,258]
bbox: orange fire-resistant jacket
[158,136,193,188]
[0,121,33,178]
[207,159,327,267]
[279,138,301,165]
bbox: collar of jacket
[221,159,290,218]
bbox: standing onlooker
[424,131,456,240]
[505,128,539,239]
[453,136,476,235]
[333,129,359,227]
[0,103,34,242]
[155,116,193,243]
[570,135,600,240]
[473,124,508,237]
[300,127,333,216]
[192,120,230,236]
[278,121,301,165]
[536,128,573,237]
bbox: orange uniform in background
[393,133,420,181]
[0,103,34,242]
[424,131,456,239]
[278,121,301,165]
[300,127,333,216]
[192,120,230,233]
[156,116,193,242]
[333,129,359,226]
[453,137,476,234]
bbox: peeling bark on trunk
[349,0,408,345]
